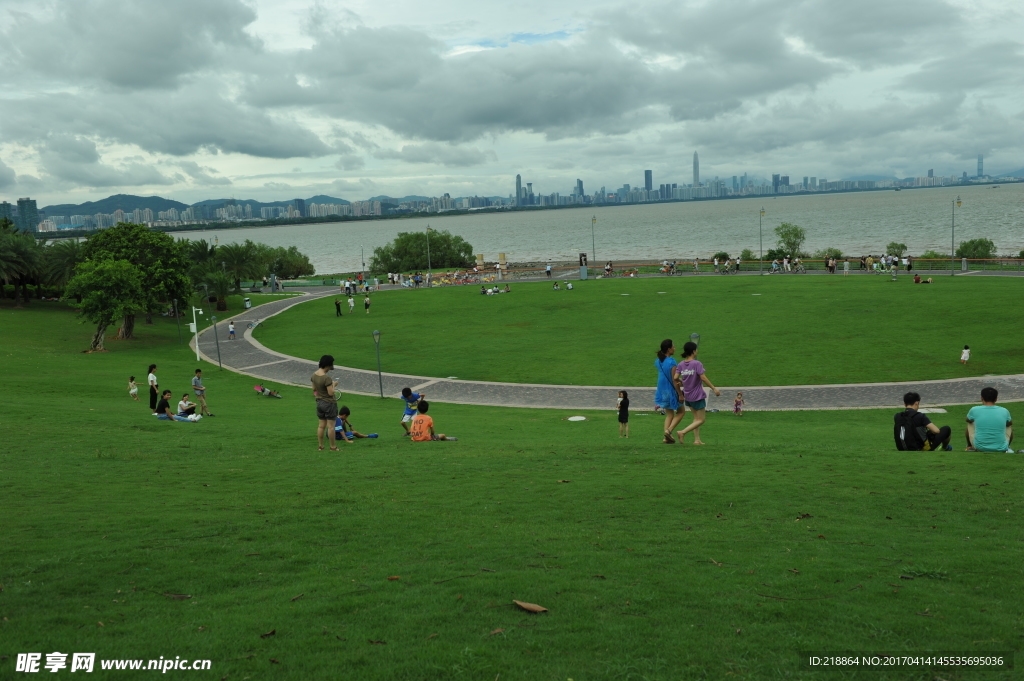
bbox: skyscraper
[576,179,584,196]
[17,198,38,233]
[977,154,984,178]
[644,170,653,192]
[927,169,934,178]
[692,152,699,187]
[0,201,12,223]
[293,198,306,217]
[772,174,780,192]
[515,174,522,206]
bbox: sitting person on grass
[894,391,951,451]
[334,406,379,441]
[966,387,1014,452]
[410,400,457,441]
[177,393,197,417]
[156,390,194,422]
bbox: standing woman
[654,339,684,444]
[147,364,159,413]
[674,341,722,445]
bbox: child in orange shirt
[409,401,458,441]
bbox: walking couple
[654,339,722,444]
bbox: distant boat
[894,187,901,191]
[992,185,999,188]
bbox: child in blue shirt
[400,387,424,436]
[335,406,378,442]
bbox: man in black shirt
[894,391,951,451]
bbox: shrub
[813,248,843,259]
[712,252,731,262]
[919,250,949,260]
[740,248,756,262]
[886,242,908,257]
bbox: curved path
[193,288,1024,411]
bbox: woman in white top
[178,394,197,417]
[147,364,159,413]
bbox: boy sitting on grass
[410,400,458,441]
[335,406,379,442]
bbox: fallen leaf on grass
[915,609,933,617]
[387,576,401,581]
[260,629,276,639]
[96,622,104,627]
[163,593,192,600]
[795,513,813,521]
[457,594,463,600]
[593,575,606,580]
[735,629,741,635]
[245,553,261,557]
[557,480,572,483]
[336,636,346,641]
[290,593,304,602]
[788,569,800,574]
[198,626,206,632]
[817,535,826,539]
[269,658,279,664]
[710,558,722,567]
[885,516,892,520]
[368,640,387,645]
[513,600,548,614]
[899,575,915,580]
[426,633,438,640]
[489,628,505,636]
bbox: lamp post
[591,215,597,263]
[173,298,182,344]
[759,206,765,275]
[210,315,223,370]
[190,306,204,361]
[360,245,365,280]
[426,226,432,285]
[372,330,383,398]
[951,195,962,277]
[690,332,701,349]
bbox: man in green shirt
[966,387,1014,453]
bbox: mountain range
[41,194,350,216]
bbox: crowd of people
[139,364,214,423]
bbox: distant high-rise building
[293,198,306,217]
[0,201,12,223]
[780,175,790,187]
[526,183,533,205]
[977,154,984,178]
[927,169,934,178]
[772,174,781,192]
[644,170,653,192]
[810,177,817,189]
[16,198,39,232]
[962,171,968,182]
[576,179,584,196]
[515,174,522,207]
[802,176,809,188]
[692,152,699,186]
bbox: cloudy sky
[1,0,1022,206]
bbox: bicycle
[247,319,263,331]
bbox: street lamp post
[372,330,383,398]
[591,215,597,263]
[690,332,701,349]
[426,227,432,285]
[951,195,962,277]
[173,298,182,344]
[360,245,365,281]
[210,315,223,370]
[190,306,204,361]
[759,207,765,275]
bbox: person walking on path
[733,392,744,416]
[228,322,235,340]
[844,259,850,276]
[147,364,159,413]
[654,339,684,444]
[960,345,971,364]
[674,341,722,445]
[965,387,1014,452]
[192,368,214,416]
[348,295,355,314]
[546,264,552,278]
[335,299,342,317]
[364,295,371,314]
[312,354,342,451]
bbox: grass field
[1,298,1022,679]
[256,275,1024,386]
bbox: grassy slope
[1,301,1021,680]
[257,276,1024,386]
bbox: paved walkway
[193,285,1024,411]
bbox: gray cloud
[38,136,175,188]
[0,157,17,190]
[177,161,233,186]
[374,143,497,167]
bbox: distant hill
[42,194,189,216]
[997,168,1024,178]
[844,174,899,182]
[370,195,432,203]
[191,195,349,208]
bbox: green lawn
[1,301,1021,679]
[257,276,1024,386]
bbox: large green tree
[370,229,473,272]
[955,238,996,260]
[270,245,315,278]
[81,223,191,338]
[64,259,145,351]
[773,223,807,257]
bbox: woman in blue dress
[654,339,683,444]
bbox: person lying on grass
[156,390,194,422]
[410,400,457,441]
[334,406,379,442]
[965,387,1014,453]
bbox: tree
[955,238,996,260]
[270,246,315,279]
[2,230,43,307]
[886,242,908,257]
[739,248,756,262]
[202,271,232,311]
[773,223,806,256]
[219,242,260,292]
[81,223,191,338]
[813,247,843,259]
[64,259,145,351]
[712,251,731,262]
[42,239,85,295]
[370,229,473,272]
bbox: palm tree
[218,242,257,292]
[4,232,43,307]
[42,238,85,296]
[202,271,232,312]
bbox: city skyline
[1,0,1022,207]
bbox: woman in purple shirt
[673,341,722,445]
